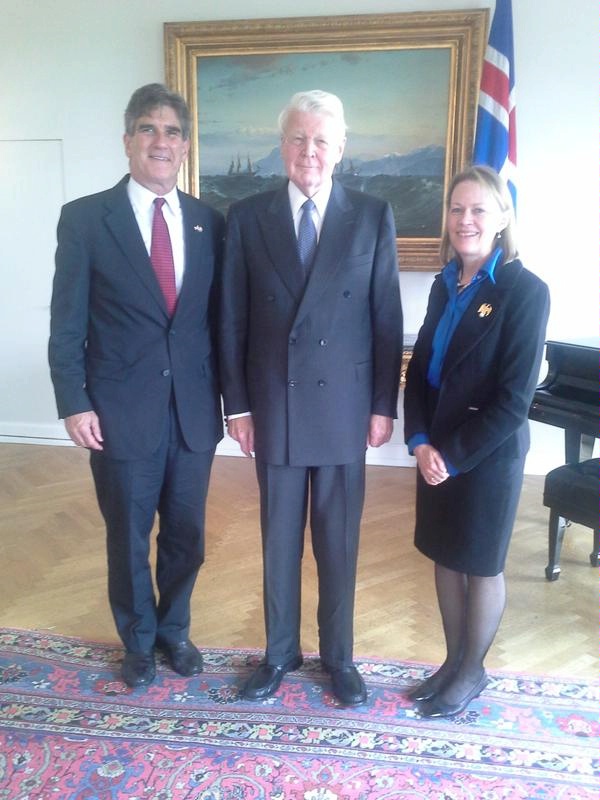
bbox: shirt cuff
[442,453,459,477]
[407,432,429,455]
[226,411,251,420]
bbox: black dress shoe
[408,682,438,702]
[417,671,489,718]
[161,640,204,676]
[242,655,303,700]
[407,670,453,702]
[121,650,156,687]
[324,664,367,706]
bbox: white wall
[1,0,597,472]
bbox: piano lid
[545,336,600,350]
[538,338,599,392]
[530,338,599,450]
[529,337,600,463]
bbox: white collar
[288,179,333,219]
[127,176,180,214]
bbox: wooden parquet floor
[0,443,597,679]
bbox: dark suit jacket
[404,258,550,473]
[220,180,403,466]
[49,176,225,460]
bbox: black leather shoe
[121,650,156,687]
[161,640,204,676]
[324,664,367,706]
[417,672,489,718]
[242,655,303,700]
[408,670,453,702]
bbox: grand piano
[529,338,599,463]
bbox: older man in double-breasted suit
[49,84,224,687]
[220,90,403,705]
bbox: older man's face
[124,105,189,195]
[280,110,345,197]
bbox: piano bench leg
[590,529,600,567]
[545,510,565,581]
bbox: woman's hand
[414,443,449,485]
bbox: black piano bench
[543,458,599,581]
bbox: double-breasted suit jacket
[49,175,224,459]
[404,258,550,474]
[220,180,403,466]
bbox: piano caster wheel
[545,565,560,581]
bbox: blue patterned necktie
[297,198,317,275]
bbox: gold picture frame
[165,10,487,271]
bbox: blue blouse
[407,248,503,474]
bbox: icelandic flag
[473,0,517,208]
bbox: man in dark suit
[220,90,403,705]
[48,84,224,687]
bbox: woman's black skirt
[414,450,526,577]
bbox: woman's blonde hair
[439,165,518,266]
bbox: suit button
[318,338,327,347]
[343,290,351,298]
[288,380,297,388]
[169,329,176,336]
[317,379,326,387]
[161,369,171,377]
[289,337,297,345]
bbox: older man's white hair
[278,90,347,137]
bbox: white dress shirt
[127,176,185,293]
[288,179,332,240]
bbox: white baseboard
[1,421,583,476]
[0,421,73,446]
[366,443,415,467]
[0,425,415,467]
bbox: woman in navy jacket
[404,166,550,717]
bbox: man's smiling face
[124,105,189,195]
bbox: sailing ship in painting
[227,155,257,177]
[201,144,445,238]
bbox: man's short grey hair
[278,90,347,137]
[124,83,192,140]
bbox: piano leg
[565,430,595,464]
[545,509,565,581]
[590,529,600,568]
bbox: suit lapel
[293,182,357,325]
[442,261,523,377]
[103,177,168,317]
[257,185,304,300]
[175,191,210,318]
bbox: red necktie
[150,197,177,316]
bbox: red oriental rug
[0,628,597,799]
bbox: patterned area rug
[0,629,597,800]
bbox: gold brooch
[477,303,493,318]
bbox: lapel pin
[194,225,203,233]
[477,303,493,318]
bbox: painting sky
[196,48,451,175]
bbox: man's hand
[413,443,449,485]
[227,415,255,457]
[368,414,393,448]
[65,411,104,451]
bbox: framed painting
[164,11,488,270]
